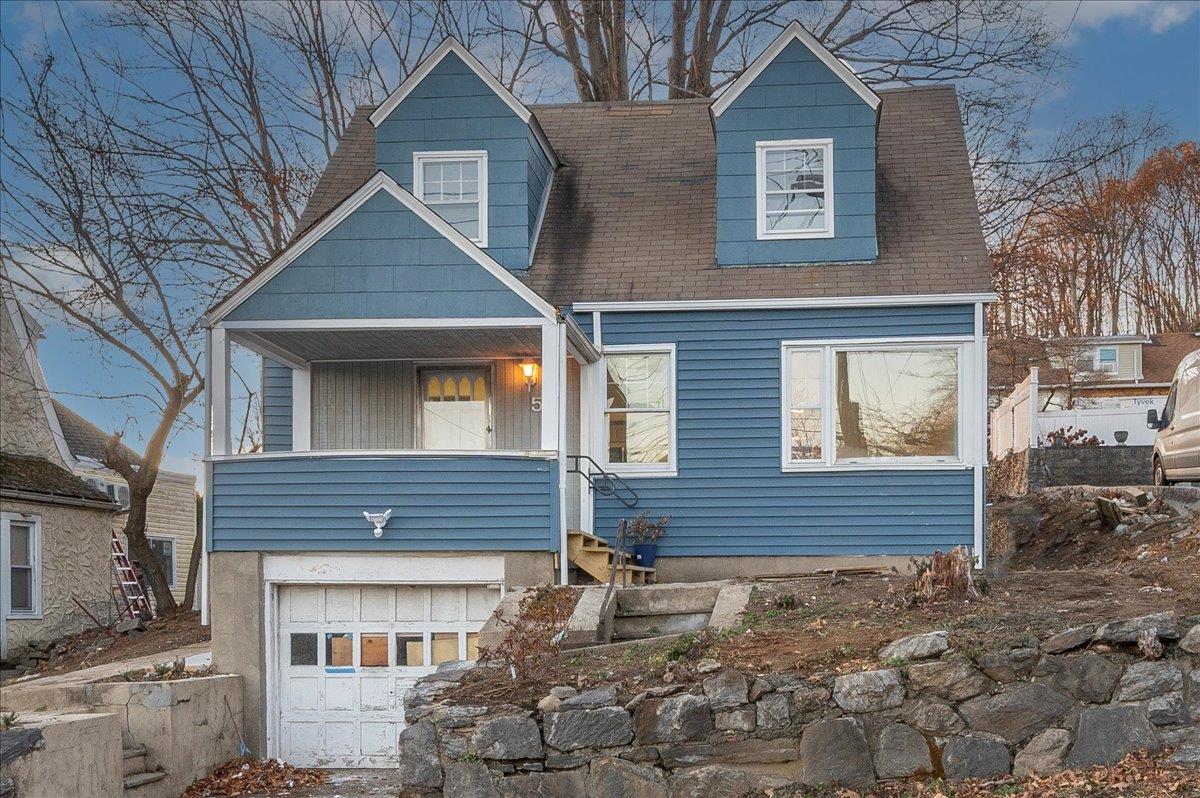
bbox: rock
[658,738,799,769]
[1147,692,1188,726]
[497,769,586,797]
[397,721,443,789]
[942,736,1012,779]
[748,677,772,702]
[1043,625,1095,653]
[444,761,500,798]
[1092,613,1179,644]
[1052,652,1122,704]
[879,631,950,662]
[979,648,1039,684]
[543,706,634,751]
[537,695,562,714]
[756,693,791,730]
[959,683,1075,745]
[790,686,831,723]
[798,718,875,789]
[906,661,995,702]
[559,685,617,709]
[431,705,490,729]
[1066,705,1161,767]
[715,708,756,732]
[550,686,577,700]
[1013,728,1071,777]
[471,716,544,760]
[873,723,933,779]
[666,765,789,798]
[113,618,143,635]
[1180,624,1200,654]
[696,658,721,674]
[902,700,965,735]
[635,694,713,744]
[702,670,748,710]
[1137,630,1164,660]
[1186,670,1200,719]
[832,669,905,712]
[1169,730,1200,766]
[588,756,668,798]
[1116,661,1183,701]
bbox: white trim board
[204,172,558,325]
[262,553,504,585]
[369,38,559,168]
[572,293,996,313]
[208,449,557,463]
[712,20,881,117]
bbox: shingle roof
[0,451,117,506]
[1141,332,1199,383]
[52,399,143,467]
[286,85,991,305]
[988,331,1199,391]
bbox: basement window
[414,151,488,246]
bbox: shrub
[480,586,576,681]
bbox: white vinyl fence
[990,367,1165,458]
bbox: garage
[274,583,502,768]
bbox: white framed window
[781,339,967,470]
[2,513,42,619]
[1094,346,1118,374]
[413,150,488,246]
[756,139,834,240]
[602,344,676,476]
[147,535,176,588]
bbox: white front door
[419,368,492,450]
[276,583,501,768]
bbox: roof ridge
[531,97,713,109]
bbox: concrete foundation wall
[652,555,917,582]
[0,711,123,798]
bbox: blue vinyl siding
[224,191,539,321]
[374,51,549,270]
[262,359,293,451]
[210,454,558,552]
[592,306,975,557]
[716,39,878,265]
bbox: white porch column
[540,323,562,451]
[291,366,312,451]
[211,326,230,457]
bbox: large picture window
[756,139,834,240]
[414,151,488,246]
[782,342,963,469]
[604,346,675,475]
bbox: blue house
[202,24,992,767]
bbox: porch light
[519,359,539,389]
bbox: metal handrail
[567,454,640,508]
[597,518,627,643]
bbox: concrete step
[121,746,148,777]
[614,584,723,617]
[612,611,711,640]
[123,770,167,793]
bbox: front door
[418,367,492,450]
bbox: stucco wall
[1,497,113,651]
[0,711,123,798]
[0,302,65,465]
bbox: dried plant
[480,586,576,681]
[626,512,670,544]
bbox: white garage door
[276,583,501,768]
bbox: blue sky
[8,1,1199,487]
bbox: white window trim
[413,150,488,248]
[2,513,43,620]
[780,337,972,472]
[147,534,177,589]
[1094,346,1118,374]
[601,343,677,478]
[756,139,834,241]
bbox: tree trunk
[121,482,178,615]
[182,494,203,611]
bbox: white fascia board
[573,292,996,313]
[369,38,559,168]
[220,317,548,331]
[527,169,555,267]
[712,20,881,117]
[563,312,600,364]
[206,172,558,325]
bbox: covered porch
[205,317,602,582]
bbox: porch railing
[567,454,639,509]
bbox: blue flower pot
[631,543,659,568]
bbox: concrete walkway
[0,643,211,712]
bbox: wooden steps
[567,530,655,585]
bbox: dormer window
[414,151,488,247]
[1095,346,1118,374]
[756,139,834,240]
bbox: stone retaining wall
[990,447,1157,499]
[399,615,1200,796]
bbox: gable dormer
[370,39,557,272]
[713,22,880,266]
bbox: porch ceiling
[244,327,542,361]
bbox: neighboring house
[989,332,1199,457]
[51,401,198,606]
[202,25,993,766]
[0,289,117,658]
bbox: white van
[1146,348,1200,485]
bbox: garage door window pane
[325,632,353,666]
[466,633,480,662]
[290,633,317,666]
[360,634,388,667]
[396,634,424,666]
[431,632,459,665]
